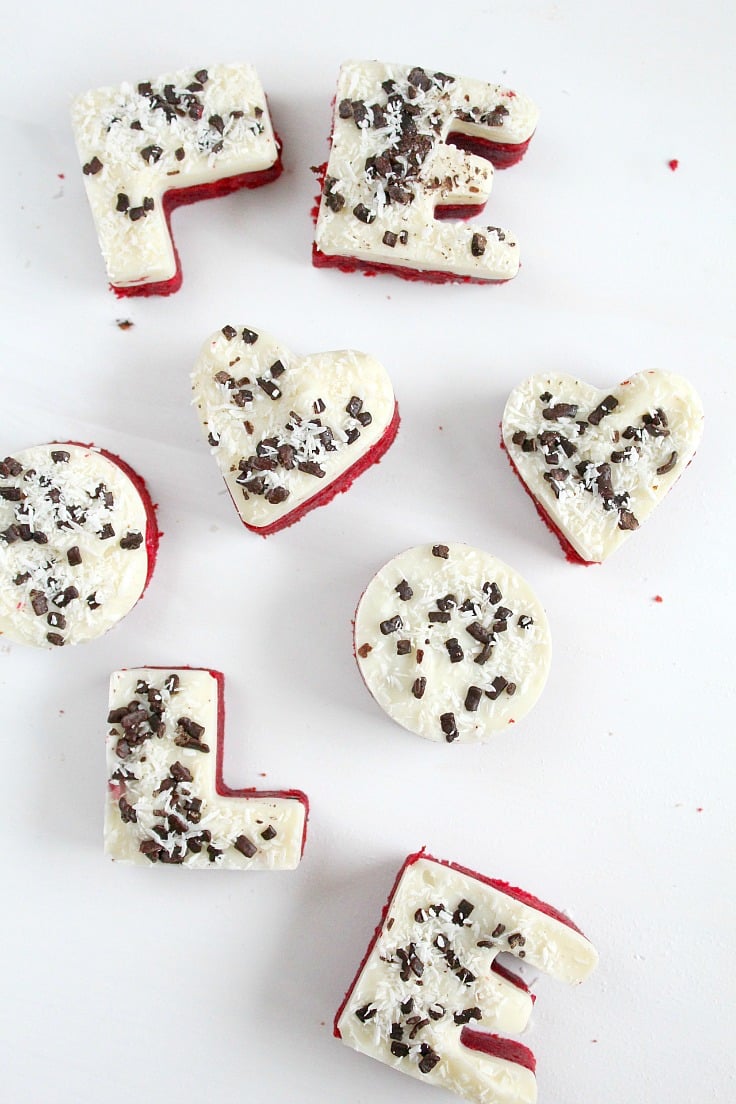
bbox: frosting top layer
[105,667,307,870]
[71,63,279,287]
[337,854,597,1104]
[192,325,396,530]
[315,60,539,280]
[502,371,704,563]
[354,544,551,743]
[0,443,152,648]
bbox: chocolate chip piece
[474,642,494,666]
[0,457,23,477]
[260,825,277,841]
[517,614,533,629]
[432,544,449,558]
[67,546,82,566]
[257,377,281,400]
[86,593,100,610]
[656,450,678,475]
[32,531,48,544]
[464,686,483,712]
[466,621,492,644]
[297,460,325,478]
[428,610,451,623]
[98,523,115,540]
[483,581,502,604]
[83,157,103,175]
[357,643,372,658]
[445,638,464,663]
[382,231,398,247]
[454,1007,482,1025]
[395,579,413,601]
[353,203,376,224]
[120,531,143,550]
[486,676,508,700]
[46,632,65,646]
[471,232,487,256]
[390,1042,409,1059]
[427,1003,445,1020]
[30,591,48,616]
[234,834,258,858]
[47,612,66,629]
[346,396,363,417]
[355,1004,376,1022]
[118,796,137,823]
[396,639,411,655]
[440,713,458,741]
[453,899,474,924]
[618,508,639,531]
[380,615,402,635]
[140,144,163,163]
[412,677,427,699]
[0,486,23,501]
[418,1049,440,1074]
[543,403,579,420]
[338,98,353,118]
[587,395,618,425]
[357,411,372,427]
[222,325,237,340]
[54,586,79,607]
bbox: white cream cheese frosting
[0,444,154,648]
[336,853,597,1104]
[105,667,307,869]
[71,63,279,289]
[192,325,397,532]
[354,544,551,743]
[501,371,704,563]
[314,61,538,280]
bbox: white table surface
[1,2,734,1101]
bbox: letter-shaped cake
[105,667,308,868]
[71,63,281,295]
[354,544,551,742]
[314,61,538,282]
[336,852,598,1103]
[501,371,704,563]
[0,443,158,647]
[192,325,399,535]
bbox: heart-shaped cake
[192,326,399,535]
[354,543,551,743]
[501,371,704,564]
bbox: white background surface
[1,2,734,1101]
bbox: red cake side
[112,155,283,298]
[63,440,161,591]
[500,432,595,566]
[313,245,512,285]
[243,400,400,537]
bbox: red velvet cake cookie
[313,61,538,282]
[354,544,551,743]
[71,63,282,296]
[192,325,399,535]
[0,443,158,648]
[501,370,704,564]
[335,851,597,1103]
[105,667,308,868]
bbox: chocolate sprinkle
[396,639,411,655]
[440,713,458,741]
[587,395,618,425]
[464,686,482,712]
[234,834,258,859]
[656,450,678,475]
[395,579,413,601]
[412,677,427,699]
[471,232,487,257]
[380,615,402,635]
[445,638,464,663]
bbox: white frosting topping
[71,63,279,287]
[337,855,597,1104]
[0,444,152,648]
[104,668,307,869]
[314,61,539,280]
[501,371,705,563]
[192,326,396,530]
[354,544,551,743]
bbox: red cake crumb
[668,159,679,171]
[653,594,664,603]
